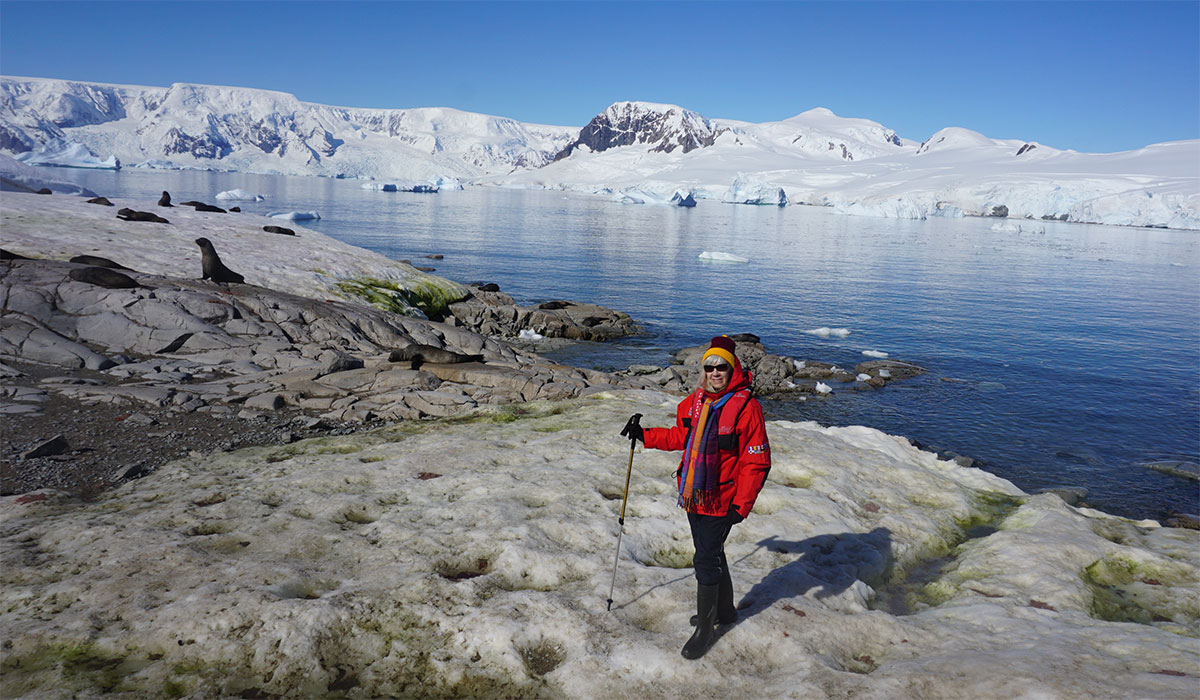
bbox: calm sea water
[50,169,1200,520]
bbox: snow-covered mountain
[0,77,574,180]
[2,76,1197,229]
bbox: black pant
[688,512,734,585]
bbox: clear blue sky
[1,1,1196,153]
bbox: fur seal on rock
[263,225,296,236]
[194,237,245,284]
[116,208,169,224]
[86,196,113,206]
[157,191,173,207]
[69,255,133,271]
[388,344,483,370]
[69,266,139,289]
[229,206,241,212]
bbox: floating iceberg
[815,382,833,394]
[723,173,787,206]
[433,176,464,191]
[857,373,872,382]
[804,327,852,338]
[14,139,119,170]
[216,189,265,202]
[862,349,889,358]
[361,183,398,192]
[698,251,749,263]
[266,210,321,221]
[671,190,697,207]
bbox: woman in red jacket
[621,335,771,659]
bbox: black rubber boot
[691,567,737,626]
[681,583,719,659]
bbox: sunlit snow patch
[804,327,851,338]
[699,251,749,263]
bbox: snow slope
[1,395,1195,698]
[0,76,575,180]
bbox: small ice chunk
[857,373,871,382]
[804,327,851,338]
[266,211,321,221]
[879,369,891,378]
[216,189,265,201]
[792,360,806,370]
[816,382,832,394]
[518,329,544,340]
[698,251,750,263]
[862,350,889,358]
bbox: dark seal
[69,255,133,271]
[86,196,113,206]
[69,266,140,289]
[158,191,173,207]
[263,225,296,236]
[388,344,483,370]
[116,208,169,224]
[195,237,245,284]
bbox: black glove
[620,413,644,443]
[727,504,745,524]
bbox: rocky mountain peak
[552,101,725,162]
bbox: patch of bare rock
[618,333,926,397]
[1,258,659,496]
[445,282,638,341]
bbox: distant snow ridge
[3,76,1197,230]
[0,76,575,180]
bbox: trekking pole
[607,413,641,611]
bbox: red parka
[643,359,771,518]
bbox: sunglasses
[703,364,732,373]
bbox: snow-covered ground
[1,394,1196,698]
[3,77,1195,229]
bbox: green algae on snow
[335,275,468,319]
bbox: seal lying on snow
[158,191,173,207]
[116,208,169,224]
[389,344,483,370]
[194,237,245,284]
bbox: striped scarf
[678,392,732,512]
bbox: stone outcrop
[0,259,658,427]
[619,334,925,397]
[446,283,638,341]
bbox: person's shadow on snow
[730,528,894,623]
